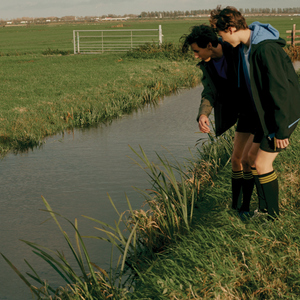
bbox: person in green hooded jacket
[210,6,300,220]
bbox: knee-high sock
[239,171,254,212]
[251,167,267,212]
[231,170,243,210]
[258,171,279,218]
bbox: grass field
[127,125,300,300]
[0,16,299,55]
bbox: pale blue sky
[0,0,299,19]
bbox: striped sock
[231,170,243,210]
[251,167,267,212]
[239,171,254,212]
[258,170,279,218]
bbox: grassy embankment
[1,17,300,299]
[128,124,300,299]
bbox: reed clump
[126,41,194,61]
[284,45,300,62]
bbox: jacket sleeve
[253,44,293,139]
[196,68,215,122]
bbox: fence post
[292,24,296,46]
[77,31,80,54]
[73,30,76,54]
[159,25,163,46]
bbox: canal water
[0,86,204,300]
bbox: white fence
[73,25,163,54]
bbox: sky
[0,0,299,20]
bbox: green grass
[127,125,300,300]
[0,16,299,55]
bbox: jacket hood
[249,22,279,45]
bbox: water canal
[0,86,204,300]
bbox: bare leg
[248,143,267,212]
[248,142,261,169]
[231,132,251,210]
[255,149,279,175]
[232,132,252,171]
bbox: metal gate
[73,25,163,54]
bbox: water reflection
[0,86,204,300]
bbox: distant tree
[262,8,270,13]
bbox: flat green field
[0,16,299,54]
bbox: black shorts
[254,122,298,153]
[252,124,264,144]
[236,113,261,138]
[259,136,283,153]
[236,114,254,133]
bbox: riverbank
[124,69,300,299]
[127,124,300,299]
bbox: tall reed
[1,197,134,299]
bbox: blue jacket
[239,22,300,139]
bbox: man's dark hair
[210,6,248,32]
[180,24,219,53]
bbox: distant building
[102,17,130,21]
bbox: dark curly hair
[210,6,248,32]
[180,24,219,53]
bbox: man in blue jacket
[210,6,300,219]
